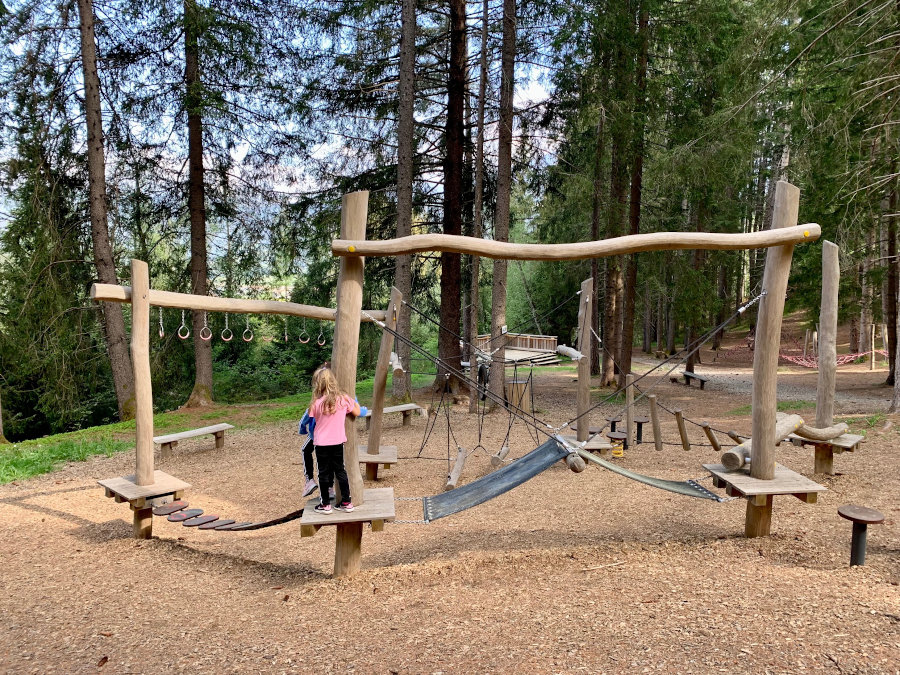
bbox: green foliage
[727,400,816,416]
[0,438,131,483]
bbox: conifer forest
[0,0,896,441]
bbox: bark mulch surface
[1,350,898,673]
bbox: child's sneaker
[302,479,318,498]
[314,502,333,514]
[337,502,354,512]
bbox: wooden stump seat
[153,423,234,458]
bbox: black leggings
[302,436,315,481]
[314,443,351,504]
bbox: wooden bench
[669,371,709,389]
[153,423,234,459]
[363,403,425,430]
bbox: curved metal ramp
[578,450,723,501]
[422,438,569,522]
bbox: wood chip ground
[1,339,898,673]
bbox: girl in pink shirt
[309,366,361,513]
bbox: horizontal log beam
[90,284,386,323]
[332,225,821,261]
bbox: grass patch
[726,400,817,416]
[0,438,132,483]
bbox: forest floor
[0,326,898,674]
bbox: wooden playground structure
[92,180,867,577]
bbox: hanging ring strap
[299,330,310,344]
[199,312,213,341]
[221,313,233,342]
[317,330,326,346]
[284,317,289,343]
[158,307,165,339]
[177,310,190,339]
[242,315,253,342]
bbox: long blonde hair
[312,366,346,415]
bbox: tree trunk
[436,0,467,393]
[183,0,213,407]
[712,264,727,349]
[885,161,898,385]
[590,107,606,377]
[392,0,416,402]
[76,0,136,420]
[0,386,7,443]
[618,6,648,388]
[467,0,489,413]
[488,0,516,404]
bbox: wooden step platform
[299,488,395,537]
[703,463,826,504]
[357,444,398,467]
[558,434,612,454]
[786,432,864,452]
[98,471,191,509]
[785,432,864,475]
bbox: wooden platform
[786,433,864,452]
[299,488,395,537]
[703,463,826,504]
[357,444,398,467]
[98,471,192,509]
[558,434,612,453]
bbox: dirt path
[0,357,898,673]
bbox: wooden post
[366,286,402,481]
[748,181,799,536]
[130,259,154,539]
[625,373,634,448]
[803,329,810,359]
[576,277,593,442]
[700,422,721,452]
[648,394,662,452]
[882,324,888,362]
[331,191,368,577]
[674,409,690,452]
[816,242,839,458]
[869,323,876,371]
[745,495,773,538]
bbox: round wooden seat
[633,416,650,444]
[838,504,885,566]
[606,416,622,432]
[838,505,884,525]
[607,431,627,446]
[633,416,649,424]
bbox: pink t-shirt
[310,395,354,445]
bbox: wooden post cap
[633,416,650,424]
[837,505,885,525]
[605,416,622,423]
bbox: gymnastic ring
[178,325,191,340]
[298,330,310,344]
[317,334,326,347]
[221,328,233,342]
[263,336,273,342]
[158,329,165,339]
[242,328,254,342]
[199,326,213,341]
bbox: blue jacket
[298,408,315,437]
